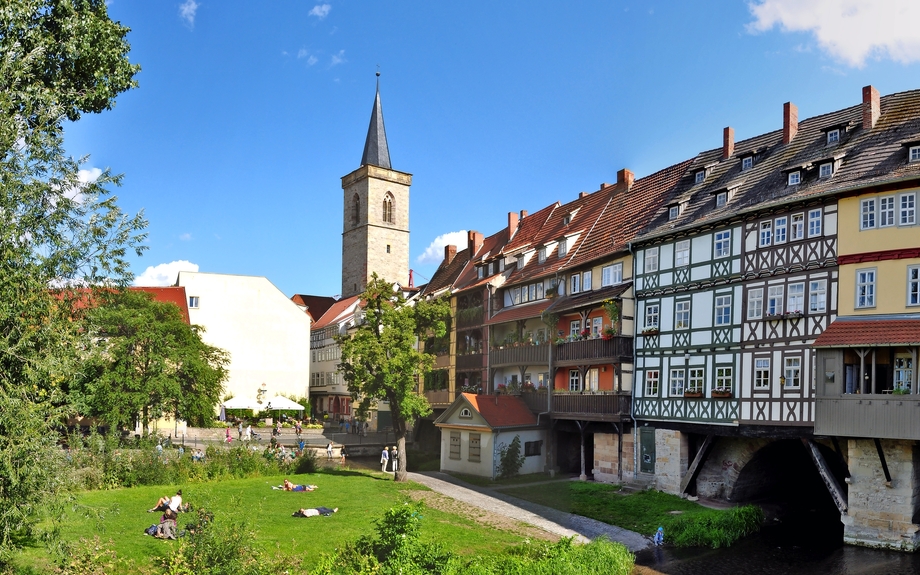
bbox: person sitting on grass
[292,506,337,517]
[156,508,178,539]
[149,490,183,513]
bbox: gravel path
[407,471,651,552]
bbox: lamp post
[779,374,786,388]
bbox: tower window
[382,193,394,223]
[352,194,360,225]
[386,244,391,253]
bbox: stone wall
[593,430,635,483]
[653,429,688,493]
[843,439,920,551]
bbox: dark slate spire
[360,73,392,169]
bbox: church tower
[341,76,411,298]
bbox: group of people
[145,490,185,540]
[336,416,368,436]
[380,446,399,473]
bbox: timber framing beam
[801,438,848,515]
[680,435,716,495]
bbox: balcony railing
[490,344,550,367]
[816,395,920,441]
[424,390,453,406]
[554,336,633,365]
[457,352,485,371]
[519,390,631,421]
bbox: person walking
[225,427,232,443]
[245,424,252,442]
[363,421,368,437]
[326,442,334,460]
[380,446,389,472]
[345,420,351,434]
[238,421,243,441]
[391,446,399,474]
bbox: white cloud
[179,233,193,241]
[297,48,308,59]
[748,0,920,67]
[416,230,468,265]
[331,50,346,66]
[309,4,331,19]
[134,260,199,287]
[179,0,199,28]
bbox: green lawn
[16,468,535,574]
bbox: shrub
[294,448,318,474]
[667,504,764,548]
[497,435,525,479]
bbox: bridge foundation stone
[593,431,634,483]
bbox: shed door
[639,427,656,474]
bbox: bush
[667,504,764,548]
[497,435,525,479]
[294,449,318,474]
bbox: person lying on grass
[292,507,338,517]
[273,479,317,491]
[149,490,185,513]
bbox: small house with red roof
[434,392,546,478]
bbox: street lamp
[779,374,786,387]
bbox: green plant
[497,436,526,479]
[667,505,764,548]
[294,449,318,474]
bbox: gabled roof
[486,299,553,325]
[813,316,920,348]
[291,294,337,319]
[130,286,190,324]
[545,282,632,315]
[420,246,471,296]
[361,78,391,169]
[435,392,538,429]
[312,295,361,330]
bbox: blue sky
[64,1,920,297]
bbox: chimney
[507,211,519,236]
[783,102,798,144]
[443,244,457,265]
[723,126,734,159]
[520,209,528,219]
[467,230,483,255]
[599,182,612,190]
[616,168,635,188]
[579,191,589,198]
[863,85,880,130]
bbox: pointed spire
[361,73,391,169]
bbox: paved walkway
[407,471,651,552]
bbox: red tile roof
[291,294,337,319]
[462,393,537,428]
[486,299,553,325]
[312,295,361,330]
[813,318,920,347]
[130,286,190,323]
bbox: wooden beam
[801,438,848,514]
[680,434,716,494]
[874,438,892,485]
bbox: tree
[0,1,142,562]
[338,274,451,481]
[76,290,229,433]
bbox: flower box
[683,391,703,398]
[641,328,659,336]
[784,311,803,319]
[711,390,732,398]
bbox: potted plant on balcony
[546,286,557,299]
[641,326,659,336]
[601,326,616,340]
[496,383,507,395]
[784,309,804,319]
[712,386,733,398]
[683,387,703,398]
[579,327,591,340]
[521,381,536,393]
[602,298,620,328]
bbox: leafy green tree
[0,1,143,562]
[76,290,229,433]
[338,274,451,481]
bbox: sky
[64,1,920,298]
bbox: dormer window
[459,408,472,418]
[827,129,840,144]
[477,266,484,279]
[819,162,833,178]
[558,238,568,258]
[716,191,728,207]
[788,171,801,186]
[537,247,546,264]
[694,170,706,184]
[668,205,680,220]
[910,146,920,163]
[741,156,753,171]
[563,214,572,226]
[498,259,505,272]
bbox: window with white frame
[592,317,602,337]
[767,285,784,316]
[669,205,680,220]
[688,368,704,393]
[645,304,660,329]
[809,279,827,312]
[582,270,592,291]
[908,266,920,306]
[827,129,840,144]
[645,247,659,273]
[570,320,581,337]
[742,156,753,171]
[880,196,895,227]
[675,240,690,267]
[784,357,801,388]
[669,369,685,396]
[787,283,804,314]
[477,267,484,279]
[714,367,733,393]
[900,193,916,225]
[716,191,728,207]
[570,274,580,294]
[790,213,804,240]
[819,163,833,178]
[788,171,801,185]
[856,268,876,308]
[808,209,822,236]
[558,238,568,257]
[695,170,705,184]
[563,214,572,226]
[714,230,731,257]
[585,368,599,392]
[715,295,732,326]
[911,146,920,163]
[537,247,546,263]
[602,263,623,286]
[775,216,787,243]
[894,356,913,391]
[759,221,772,247]
[644,370,660,396]
[747,288,764,320]
[675,300,690,329]
[755,359,770,389]
[568,370,582,392]
[861,198,876,229]
[188,296,200,309]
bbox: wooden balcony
[554,336,633,366]
[433,353,450,369]
[519,390,631,422]
[490,344,549,367]
[456,306,484,329]
[457,352,485,371]
[816,395,920,440]
[424,390,453,407]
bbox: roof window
[741,156,753,171]
[819,162,834,178]
[826,129,840,145]
[788,171,801,186]
[716,191,728,207]
[910,145,920,163]
[694,170,705,184]
[668,205,680,220]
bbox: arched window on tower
[352,194,360,225]
[382,193,394,223]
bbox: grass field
[16,467,536,574]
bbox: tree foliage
[75,290,229,432]
[0,0,143,563]
[338,274,451,481]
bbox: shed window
[449,431,461,460]
[468,433,481,462]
